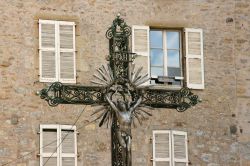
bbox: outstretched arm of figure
[105,94,119,113]
[129,97,142,113]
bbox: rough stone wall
[235,0,250,166]
[0,0,248,166]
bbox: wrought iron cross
[39,15,200,166]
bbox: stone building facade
[0,0,250,166]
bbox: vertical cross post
[105,14,134,166]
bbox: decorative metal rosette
[106,14,131,39]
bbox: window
[40,124,77,166]
[39,20,76,83]
[132,26,204,89]
[150,30,182,85]
[153,130,188,166]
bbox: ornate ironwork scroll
[141,87,199,112]
[40,82,104,107]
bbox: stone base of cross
[39,15,200,166]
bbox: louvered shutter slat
[59,23,76,83]
[172,131,188,166]
[62,130,75,153]
[155,133,170,158]
[41,24,55,48]
[132,26,150,85]
[41,51,57,79]
[134,29,148,53]
[155,161,170,166]
[40,125,59,166]
[185,28,204,89]
[42,157,57,166]
[188,59,202,84]
[60,52,75,80]
[175,163,186,166]
[43,129,57,153]
[173,135,186,159]
[62,157,75,166]
[39,20,57,82]
[60,25,74,49]
[61,126,77,166]
[153,131,171,166]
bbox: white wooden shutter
[132,25,150,85]
[172,131,188,166]
[185,28,204,89]
[58,21,76,83]
[153,130,171,166]
[39,20,58,82]
[60,125,77,166]
[40,124,60,166]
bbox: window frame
[152,130,188,166]
[39,19,76,84]
[149,28,184,87]
[40,124,77,166]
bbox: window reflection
[150,29,181,85]
[166,32,179,49]
[150,31,163,48]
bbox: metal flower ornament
[39,14,200,166]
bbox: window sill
[140,84,183,91]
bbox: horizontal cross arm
[140,87,201,112]
[39,82,105,106]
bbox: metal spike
[133,74,148,84]
[107,65,114,80]
[91,106,105,116]
[138,108,152,116]
[91,80,106,86]
[99,111,109,127]
[132,67,143,81]
[139,105,155,110]
[93,74,109,84]
[133,112,142,125]
[98,68,110,82]
[135,77,150,86]
[129,64,135,81]
[92,111,106,123]
[102,65,112,81]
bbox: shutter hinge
[37,153,40,157]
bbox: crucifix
[39,14,200,166]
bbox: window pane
[166,32,179,49]
[151,67,163,77]
[168,67,181,77]
[150,31,163,48]
[151,49,164,66]
[167,50,180,67]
